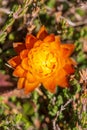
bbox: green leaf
[46,0,56,8]
[2,18,15,31]
[56,95,63,107]
[23,103,34,116]
[0,32,7,43]
[15,113,22,123]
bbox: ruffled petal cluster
[8,26,76,94]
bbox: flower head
[8,26,76,94]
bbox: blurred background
[0,0,87,130]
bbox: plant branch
[52,99,73,130]
[0,0,33,43]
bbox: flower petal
[43,77,56,93]
[33,40,43,47]
[25,34,37,49]
[61,43,75,58]
[66,58,76,65]
[49,36,61,50]
[20,49,29,59]
[55,69,69,87]
[17,78,25,89]
[37,26,48,40]
[63,58,76,74]
[21,58,29,70]
[13,42,26,54]
[8,56,21,68]
[57,76,69,88]
[44,34,55,42]
[13,65,26,77]
[64,64,75,74]
[8,26,76,94]
[24,80,39,94]
[26,71,36,82]
[55,36,61,44]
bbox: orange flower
[8,26,76,94]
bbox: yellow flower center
[28,43,58,78]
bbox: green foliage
[76,8,85,16]
[23,102,34,116]
[46,0,56,8]
[0,0,87,130]
[0,32,7,44]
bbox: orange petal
[44,34,55,42]
[61,44,75,58]
[8,56,21,68]
[43,77,56,93]
[55,69,69,88]
[37,26,48,40]
[49,36,61,50]
[13,42,26,54]
[25,34,37,49]
[33,40,43,47]
[63,58,76,74]
[21,58,29,70]
[57,76,69,88]
[17,78,25,89]
[26,71,36,82]
[55,36,61,44]
[20,49,29,59]
[13,65,26,77]
[24,80,39,94]
[63,64,75,74]
[66,58,76,65]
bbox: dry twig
[52,99,72,130]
